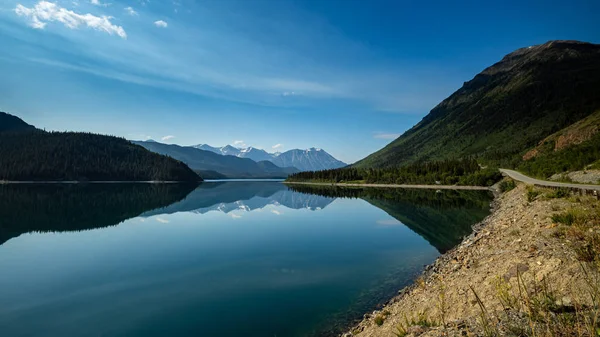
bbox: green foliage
[546,188,571,199]
[519,132,600,179]
[393,311,437,337]
[526,187,540,202]
[354,42,600,170]
[499,179,516,192]
[287,158,501,186]
[0,130,201,181]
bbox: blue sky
[1,0,599,163]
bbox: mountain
[134,140,299,178]
[0,113,201,182]
[0,112,35,132]
[355,41,600,169]
[239,147,274,162]
[194,143,346,171]
[272,148,347,171]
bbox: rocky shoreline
[342,182,600,336]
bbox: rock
[407,325,426,335]
[503,263,529,281]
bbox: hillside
[0,111,35,132]
[134,140,298,178]
[519,109,600,178]
[355,41,600,169]
[0,113,201,182]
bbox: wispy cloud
[272,143,283,150]
[124,6,138,16]
[90,0,110,7]
[373,132,400,140]
[233,140,246,147]
[230,213,242,219]
[271,209,282,215]
[15,1,126,38]
[156,217,170,223]
[154,20,167,28]
[161,135,175,141]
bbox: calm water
[0,182,492,337]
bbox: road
[499,169,600,191]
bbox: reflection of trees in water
[288,185,492,253]
[0,183,197,244]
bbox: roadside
[343,181,600,336]
[500,168,600,191]
[283,181,490,191]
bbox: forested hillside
[287,158,502,186]
[0,113,201,182]
[355,41,600,170]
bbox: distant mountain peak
[186,142,346,171]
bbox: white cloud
[161,135,175,141]
[230,213,242,219]
[233,140,246,147]
[373,132,400,140]
[282,91,295,96]
[272,143,283,150]
[124,6,137,16]
[156,217,170,223]
[90,0,109,7]
[271,210,282,215]
[154,20,168,28]
[15,1,126,38]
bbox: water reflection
[0,182,492,337]
[0,183,197,245]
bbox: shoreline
[284,181,491,190]
[0,180,200,184]
[342,182,599,336]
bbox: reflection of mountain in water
[0,183,197,245]
[1,182,491,255]
[287,185,492,253]
[143,181,335,216]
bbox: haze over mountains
[133,140,347,179]
[195,144,347,171]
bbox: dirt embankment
[344,183,600,336]
[550,170,600,184]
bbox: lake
[0,182,492,337]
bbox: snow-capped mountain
[271,148,347,171]
[193,144,346,171]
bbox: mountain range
[133,140,300,179]
[133,141,347,179]
[194,144,347,171]
[355,40,600,174]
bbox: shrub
[499,179,516,192]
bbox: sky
[0,0,599,163]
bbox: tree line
[0,130,201,181]
[286,158,502,186]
